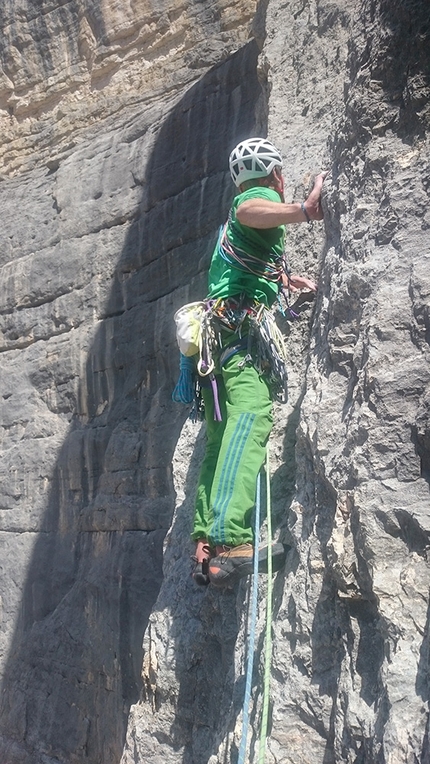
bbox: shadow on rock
[120,38,269,764]
[138,422,246,764]
[0,39,265,764]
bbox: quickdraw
[248,303,288,402]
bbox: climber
[191,137,326,587]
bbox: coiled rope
[218,224,283,282]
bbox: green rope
[258,446,273,763]
[238,472,261,764]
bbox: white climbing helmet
[229,137,283,187]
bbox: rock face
[0,1,429,763]
[0,0,256,174]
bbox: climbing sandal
[191,556,211,586]
[191,541,215,586]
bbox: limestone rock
[0,7,265,761]
[122,2,430,763]
[0,0,256,175]
[0,0,429,763]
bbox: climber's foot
[208,542,288,587]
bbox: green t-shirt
[207,187,285,307]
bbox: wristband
[301,202,311,223]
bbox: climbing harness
[213,297,289,401]
[172,294,289,420]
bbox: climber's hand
[303,172,327,221]
[282,273,318,292]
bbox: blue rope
[258,447,273,763]
[238,471,261,764]
[172,353,195,404]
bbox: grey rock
[123,1,430,764]
[0,0,429,763]
[0,23,265,764]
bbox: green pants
[192,351,273,547]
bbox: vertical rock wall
[0,2,264,763]
[122,1,430,763]
[0,0,429,763]
[0,0,256,172]
[266,1,430,762]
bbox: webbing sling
[237,471,261,764]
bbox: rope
[250,307,288,403]
[238,471,261,764]
[219,224,283,283]
[258,446,273,763]
[171,353,195,404]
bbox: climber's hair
[238,169,285,202]
[239,170,278,193]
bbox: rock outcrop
[0,0,429,763]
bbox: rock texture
[0,3,264,762]
[0,0,256,174]
[0,0,429,763]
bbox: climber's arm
[236,172,326,229]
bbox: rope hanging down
[237,447,274,764]
[237,472,261,764]
[258,446,273,763]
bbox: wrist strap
[301,202,311,224]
